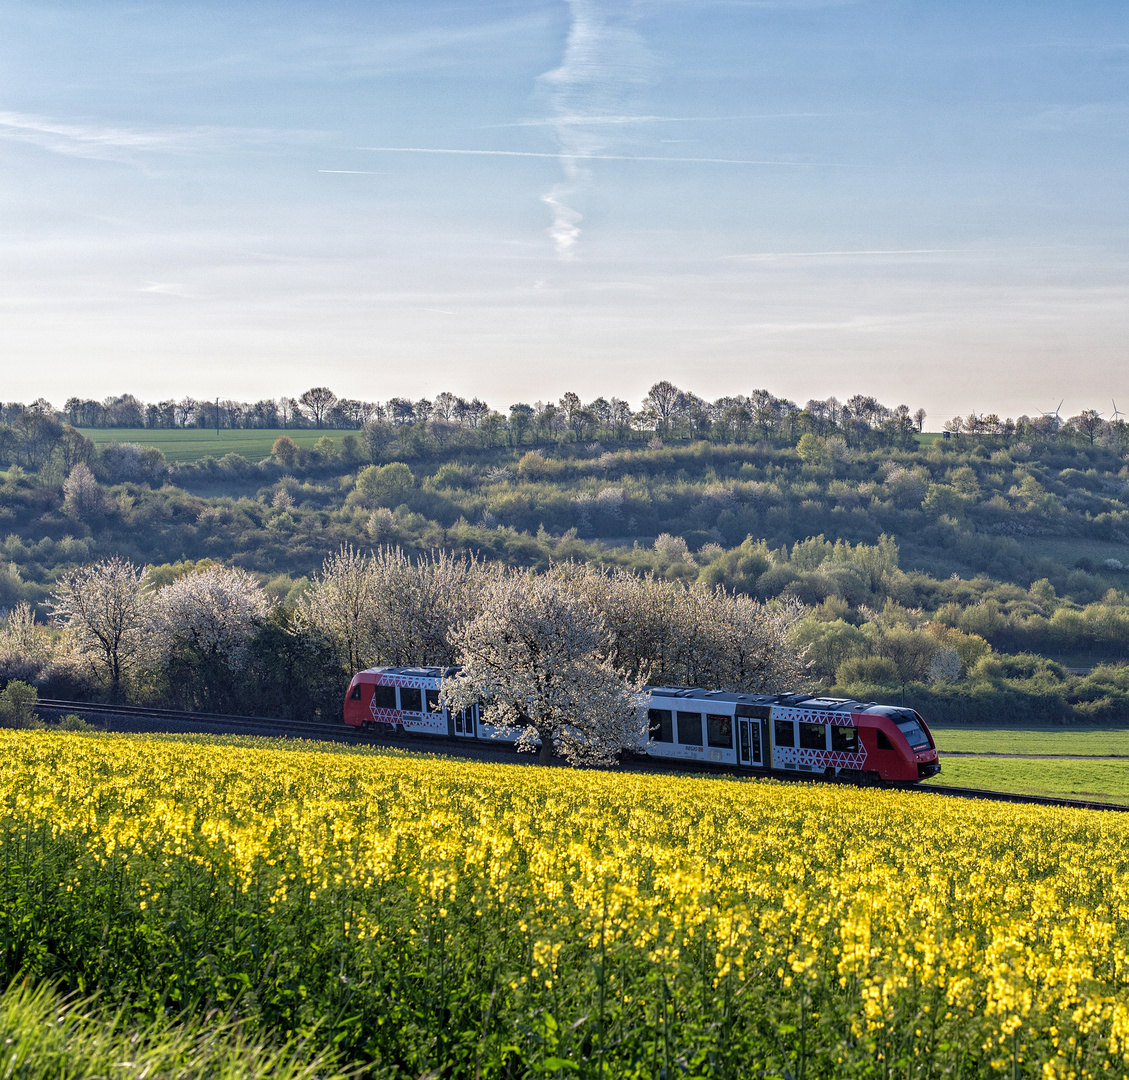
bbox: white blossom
[441,571,647,767]
[49,557,154,696]
[155,564,268,669]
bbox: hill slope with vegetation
[2,384,1128,723]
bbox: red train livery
[344,667,940,783]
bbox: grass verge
[0,980,348,1080]
[921,754,1129,805]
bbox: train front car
[772,699,940,782]
[854,705,941,782]
[642,689,940,784]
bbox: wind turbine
[1041,400,1064,428]
[1112,400,1125,422]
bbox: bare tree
[1073,409,1105,446]
[299,387,338,428]
[433,391,458,421]
[49,557,153,698]
[643,381,682,433]
[442,571,647,766]
[554,562,806,694]
[277,396,300,428]
[913,407,927,433]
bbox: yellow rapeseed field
[1,729,1127,1079]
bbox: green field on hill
[77,428,341,463]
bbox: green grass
[931,726,1129,756]
[921,755,1129,805]
[0,981,346,1080]
[77,428,347,463]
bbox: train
[344,666,941,783]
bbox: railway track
[33,698,1129,814]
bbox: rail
[31,698,1129,814]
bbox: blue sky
[1,0,1126,422]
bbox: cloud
[1019,102,1129,132]
[723,249,961,261]
[495,111,834,127]
[535,0,656,258]
[140,281,191,297]
[0,110,188,163]
[0,109,321,165]
[356,146,853,166]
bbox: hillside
[2,415,1129,722]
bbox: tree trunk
[538,733,553,765]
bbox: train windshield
[895,717,932,752]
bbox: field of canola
[2,731,1129,1079]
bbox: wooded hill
[2,405,1129,724]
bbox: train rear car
[344,666,488,740]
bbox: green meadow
[931,726,1129,757]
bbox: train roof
[353,670,894,716]
[645,687,877,712]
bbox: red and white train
[344,666,941,783]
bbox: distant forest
[3,381,1129,725]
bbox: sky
[1,0,1127,424]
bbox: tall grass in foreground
[0,979,349,1080]
[2,730,1129,1078]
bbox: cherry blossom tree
[441,571,647,766]
[155,564,268,669]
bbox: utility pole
[215,397,220,436]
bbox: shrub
[836,655,899,687]
[0,680,42,729]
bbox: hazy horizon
[2,0,1126,424]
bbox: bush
[56,713,91,731]
[836,655,899,687]
[0,680,42,729]
[353,462,413,507]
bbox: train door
[453,703,477,738]
[735,705,770,768]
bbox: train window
[425,689,441,712]
[876,730,892,750]
[349,685,362,700]
[372,685,396,710]
[831,725,858,753]
[399,687,423,713]
[895,718,932,752]
[649,709,673,743]
[799,722,827,750]
[676,711,703,746]
[774,718,795,747]
[706,714,732,748]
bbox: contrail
[356,146,850,166]
[534,0,654,258]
